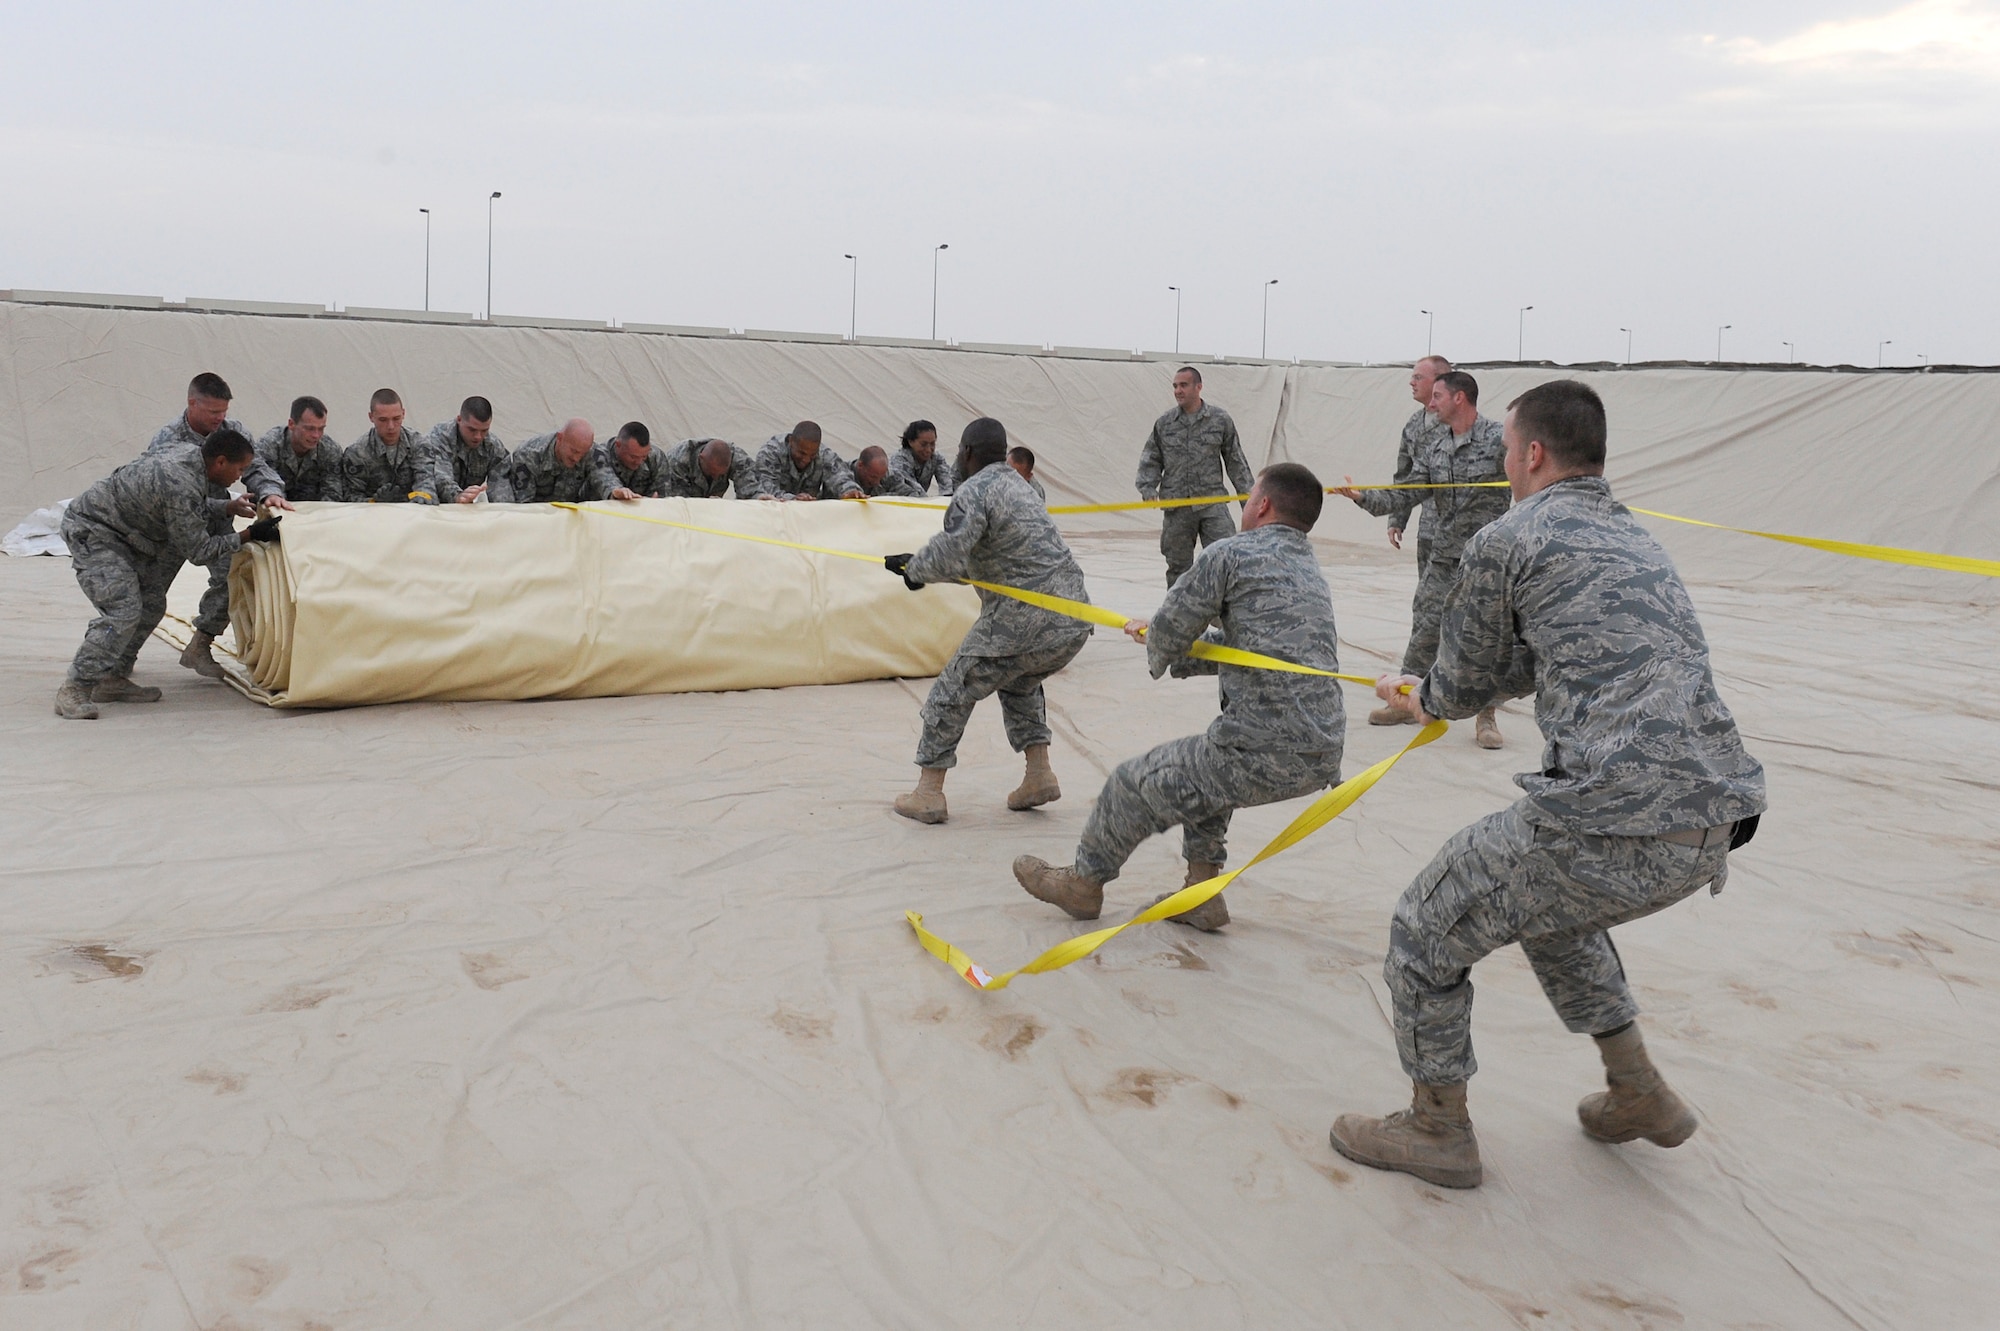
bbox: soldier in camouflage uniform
[256,395,345,503]
[1137,366,1255,587]
[140,372,294,680]
[342,389,437,504]
[1351,356,1451,557]
[884,417,1093,824]
[56,429,281,719]
[1329,380,1768,1191]
[504,419,616,503]
[594,421,668,499]
[428,396,512,503]
[850,445,926,498]
[1014,464,1343,931]
[889,419,953,495]
[661,437,766,499]
[1007,446,1048,502]
[757,421,862,501]
[1339,368,1512,748]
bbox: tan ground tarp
[209,499,977,706]
[4,302,1998,1328]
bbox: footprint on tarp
[43,943,145,981]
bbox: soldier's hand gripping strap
[883,553,924,591]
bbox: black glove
[241,516,282,545]
[884,553,924,591]
[374,481,409,503]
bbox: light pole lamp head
[491,191,502,200]
[845,253,855,261]
[419,207,429,215]
[937,243,949,253]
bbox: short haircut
[959,416,1009,474]
[1175,365,1203,386]
[290,395,327,421]
[901,420,936,446]
[1416,355,1452,374]
[1256,462,1324,530]
[1436,370,1479,407]
[1508,380,1608,471]
[188,372,232,402]
[789,420,822,444]
[461,396,493,422]
[1008,445,1035,468]
[617,421,651,448]
[370,388,402,409]
[202,427,253,463]
[856,445,887,466]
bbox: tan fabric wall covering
[221,499,978,707]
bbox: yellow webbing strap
[860,480,1511,517]
[1628,507,2000,578]
[906,718,1449,990]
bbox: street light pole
[419,208,430,312]
[931,243,949,342]
[1878,339,1892,367]
[1517,306,1533,362]
[1420,309,1433,356]
[485,191,502,321]
[1782,340,1794,363]
[1168,286,1181,354]
[844,254,858,341]
[1261,279,1278,359]
[1717,324,1731,361]
[1619,327,1632,365]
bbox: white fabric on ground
[2,499,69,556]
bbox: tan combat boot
[1578,1025,1698,1147]
[1150,859,1229,931]
[1007,744,1061,810]
[1368,704,1418,726]
[93,676,163,703]
[1474,706,1503,749]
[55,680,100,720]
[1012,856,1104,920]
[894,768,949,824]
[179,631,226,680]
[1329,1081,1483,1189]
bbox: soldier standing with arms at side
[429,396,512,503]
[56,429,281,718]
[1327,380,1767,1190]
[141,372,294,681]
[1137,366,1255,587]
[255,396,345,502]
[1336,369,1511,748]
[882,418,1093,824]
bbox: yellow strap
[907,718,1448,990]
[862,480,1511,517]
[1628,507,2000,579]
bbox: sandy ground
[4,532,1998,1330]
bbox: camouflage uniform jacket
[1421,475,1768,836]
[255,425,346,502]
[67,444,243,566]
[1386,415,1509,564]
[592,441,670,497]
[905,462,1092,658]
[756,436,861,500]
[1145,523,1346,754]
[145,413,283,509]
[1135,401,1254,501]
[661,439,764,499]
[1353,407,1448,533]
[343,428,438,503]
[852,460,927,498]
[504,433,617,503]
[426,421,513,503]
[890,445,955,495]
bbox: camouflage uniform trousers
[63,522,182,683]
[914,639,1087,769]
[1387,801,1732,1085]
[1401,533,1451,675]
[1160,504,1236,588]
[191,502,235,637]
[1074,735,1341,883]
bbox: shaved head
[698,437,734,478]
[554,418,595,467]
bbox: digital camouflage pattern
[851,458,927,498]
[1137,402,1253,585]
[755,436,861,500]
[912,640,1086,769]
[256,425,346,503]
[1156,505,1235,589]
[342,428,438,504]
[144,414,263,634]
[62,445,243,682]
[1352,407,1448,535]
[592,440,670,498]
[1386,472,1769,1083]
[426,421,513,503]
[145,413,282,503]
[660,439,764,499]
[890,444,954,496]
[504,432,617,503]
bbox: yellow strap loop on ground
[1629,507,2000,579]
[906,718,1448,990]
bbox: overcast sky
[5,2,1996,366]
